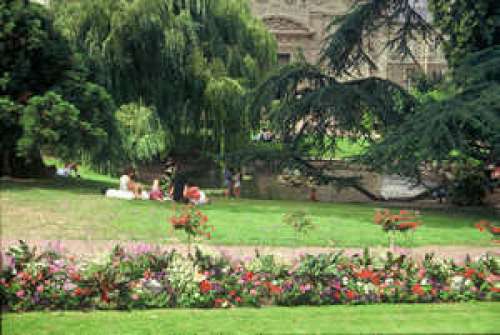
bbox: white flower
[385,278,394,286]
[342,276,349,286]
[451,276,464,291]
[144,279,163,294]
[420,278,428,285]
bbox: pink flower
[131,293,139,301]
[16,290,25,298]
[36,285,44,293]
[300,283,312,293]
[250,289,257,296]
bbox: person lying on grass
[183,181,210,205]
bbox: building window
[278,53,291,66]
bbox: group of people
[56,163,80,178]
[223,168,241,198]
[110,167,210,205]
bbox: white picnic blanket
[105,189,150,200]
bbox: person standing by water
[223,167,233,198]
[233,169,241,198]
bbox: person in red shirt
[183,182,210,205]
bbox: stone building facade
[250,0,447,88]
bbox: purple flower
[299,283,312,294]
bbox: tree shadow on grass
[0,177,116,196]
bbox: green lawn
[0,174,497,247]
[3,303,499,334]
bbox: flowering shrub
[475,220,500,242]
[169,204,214,254]
[374,209,422,248]
[1,241,499,312]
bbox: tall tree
[0,0,118,176]
[251,0,500,202]
[53,0,277,159]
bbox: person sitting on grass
[183,181,210,205]
[56,162,80,178]
[120,168,143,199]
[149,179,164,201]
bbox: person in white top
[119,174,130,191]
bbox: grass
[3,302,499,334]
[0,172,498,247]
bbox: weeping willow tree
[250,0,500,201]
[115,102,170,164]
[51,0,276,160]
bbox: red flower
[345,290,356,300]
[475,223,485,232]
[101,291,110,303]
[412,284,425,296]
[464,268,476,279]
[74,288,83,296]
[371,275,380,285]
[235,296,242,303]
[200,280,212,294]
[357,269,374,280]
[244,272,254,281]
[229,290,236,296]
[490,287,500,293]
[70,272,81,281]
[333,291,341,300]
[269,284,282,295]
[143,270,152,280]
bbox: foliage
[429,0,500,69]
[448,167,489,206]
[362,47,500,182]
[283,210,315,238]
[2,242,499,311]
[250,0,500,203]
[53,0,277,158]
[115,102,170,164]
[0,1,119,175]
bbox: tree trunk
[1,148,48,177]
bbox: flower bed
[1,242,499,311]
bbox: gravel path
[2,240,498,263]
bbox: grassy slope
[0,171,497,247]
[3,303,499,334]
